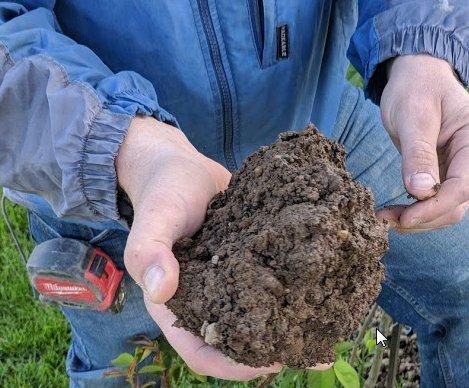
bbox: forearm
[0,4,175,222]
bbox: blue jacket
[1,0,467,230]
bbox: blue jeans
[28,213,161,387]
[28,84,469,387]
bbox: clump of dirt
[167,125,388,368]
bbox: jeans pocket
[28,211,128,269]
[28,211,61,243]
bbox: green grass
[0,200,70,387]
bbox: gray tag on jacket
[277,24,289,59]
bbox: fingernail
[409,173,436,190]
[144,265,165,295]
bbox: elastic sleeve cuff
[76,108,130,221]
[49,67,178,224]
[76,88,179,224]
[365,26,469,104]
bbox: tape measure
[27,238,125,312]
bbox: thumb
[399,112,441,200]
[124,200,184,304]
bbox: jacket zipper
[196,0,237,171]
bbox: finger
[146,300,283,380]
[398,123,469,229]
[398,100,441,200]
[376,203,465,232]
[398,178,469,229]
[394,223,453,234]
[375,205,408,229]
[376,204,451,233]
[397,200,469,232]
[124,194,188,304]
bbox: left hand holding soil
[145,301,284,380]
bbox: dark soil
[167,125,388,368]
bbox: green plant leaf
[169,364,182,382]
[333,360,359,388]
[139,348,153,364]
[335,341,354,355]
[138,364,166,374]
[111,353,134,368]
[365,338,376,354]
[280,368,304,386]
[346,65,364,89]
[363,329,372,344]
[307,367,336,388]
[158,340,177,368]
[134,346,144,362]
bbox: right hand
[116,116,283,379]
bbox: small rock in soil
[167,125,389,368]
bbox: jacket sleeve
[0,3,178,223]
[348,0,469,104]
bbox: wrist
[387,54,455,83]
[116,116,190,206]
[116,116,228,212]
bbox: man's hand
[145,302,284,380]
[378,54,469,232]
[116,116,231,303]
[115,116,282,379]
[116,118,230,303]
